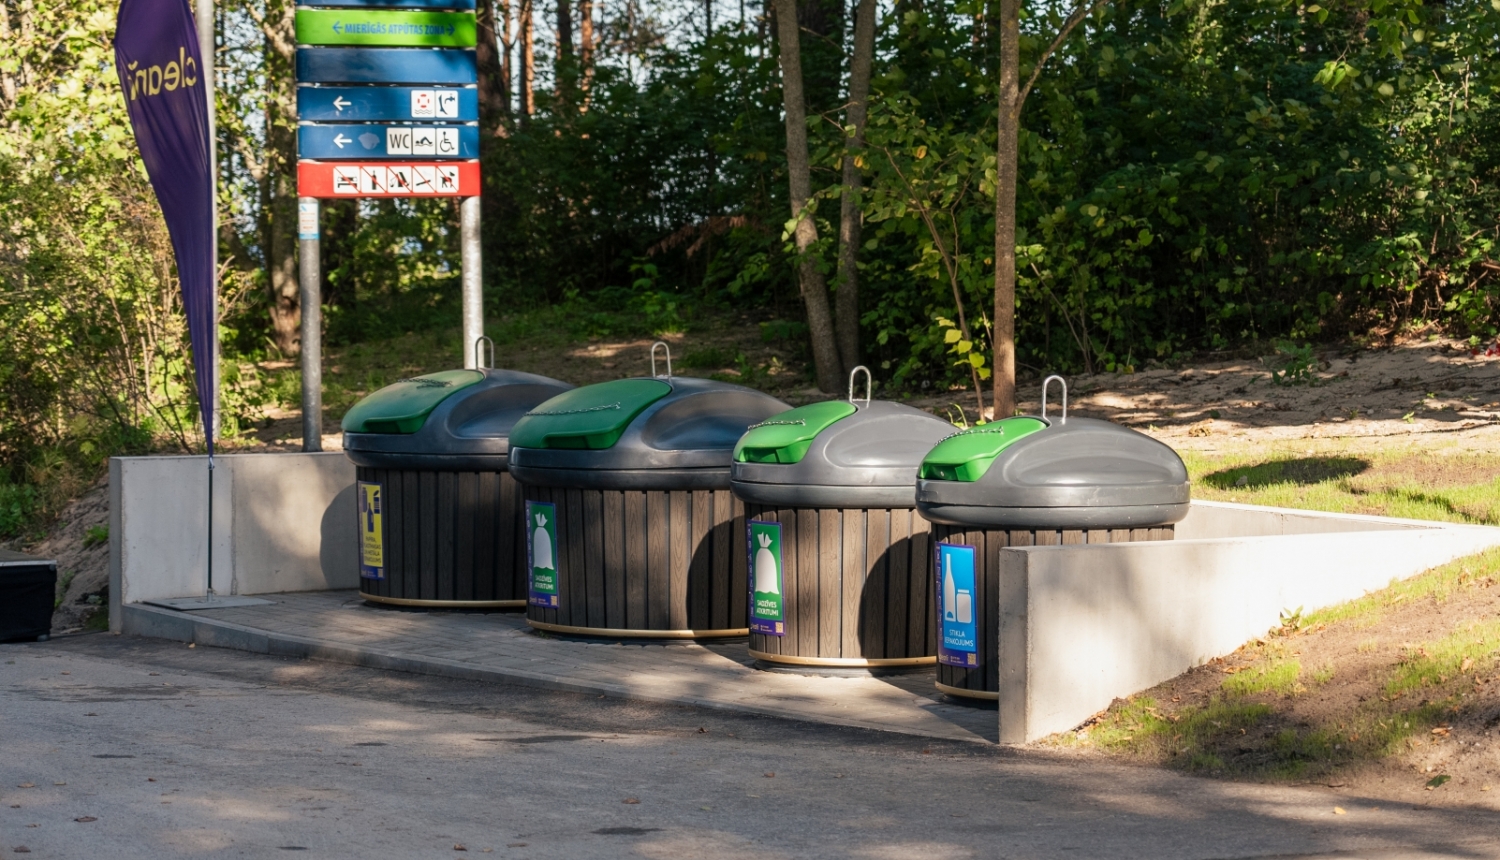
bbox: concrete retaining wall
[997,505,1500,743]
[107,455,1500,746]
[109,453,357,632]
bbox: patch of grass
[1184,446,1500,525]
[1223,657,1302,697]
[678,346,736,369]
[1075,695,1275,768]
[1382,618,1500,700]
[1199,456,1368,490]
[1304,546,1500,628]
[1056,547,1500,782]
[83,525,108,548]
[54,570,76,609]
[82,605,109,632]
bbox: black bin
[915,378,1189,700]
[1,549,57,642]
[730,368,952,670]
[508,346,790,639]
[342,367,573,608]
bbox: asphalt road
[2,634,1497,860]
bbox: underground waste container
[0,549,57,642]
[507,345,791,638]
[729,368,953,670]
[915,377,1190,700]
[342,365,573,608]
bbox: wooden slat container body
[745,505,936,667]
[931,525,1174,699]
[356,466,528,607]
[523,486,748,638]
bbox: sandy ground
[22,480,110,634]
[233,334,1500,455]
[1051,559,1500,801]
[911,335,1500,453]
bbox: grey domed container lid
[507,346,791,491]
[730,385,952,509]
[915,378,1190,528]
[342,368,574,472]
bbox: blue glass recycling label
[936,542,978,668]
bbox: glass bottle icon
[943,553,957,622]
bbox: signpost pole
[299,197,323,452]
[461,195,482,368]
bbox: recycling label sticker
[526,500,559,607]
[357,481,384,580]
[936,542,978,667]
[747,520,784,636]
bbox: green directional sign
[295,9,477,48]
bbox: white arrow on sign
[333,134,351,149]
[332,96,350,112]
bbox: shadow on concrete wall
[322,482,359,586]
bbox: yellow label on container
[358,481,385,579]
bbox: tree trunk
[499,0,514,109]
[579,0,594,94]
[556,0,573,65]
[521,0,535,120]
[834,0,875,372]
[263,0,301,356]
[991,0,1019,418]
[477,0,508,133]
[0,8,16,108]
[579,0,594,63]
[774,0,842,393]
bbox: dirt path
[908,335,1500,452]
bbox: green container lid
[508,378,672,450]
[340,369,484,434]
[732,401,857,465]
[918,417,1047,482]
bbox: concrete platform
[121,590,997,743]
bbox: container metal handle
[473,335,495,370]
[1041,375,1067,424]
[848,365,872,407]
[650,341,672,378]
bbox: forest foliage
[1,0,1498,534]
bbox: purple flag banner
[114,0,215,454]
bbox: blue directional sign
[296,86,478,122]
[298,123,480,160]
[299,0,476,8]
[296,48,477,85]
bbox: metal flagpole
[197,0,218,600]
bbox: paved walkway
[125,590,997,743]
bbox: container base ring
[527,619,749,640]
[361,594,526,610]
[935,680,999,701]
[748,649,934,671]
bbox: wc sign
[936,542,977,667]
